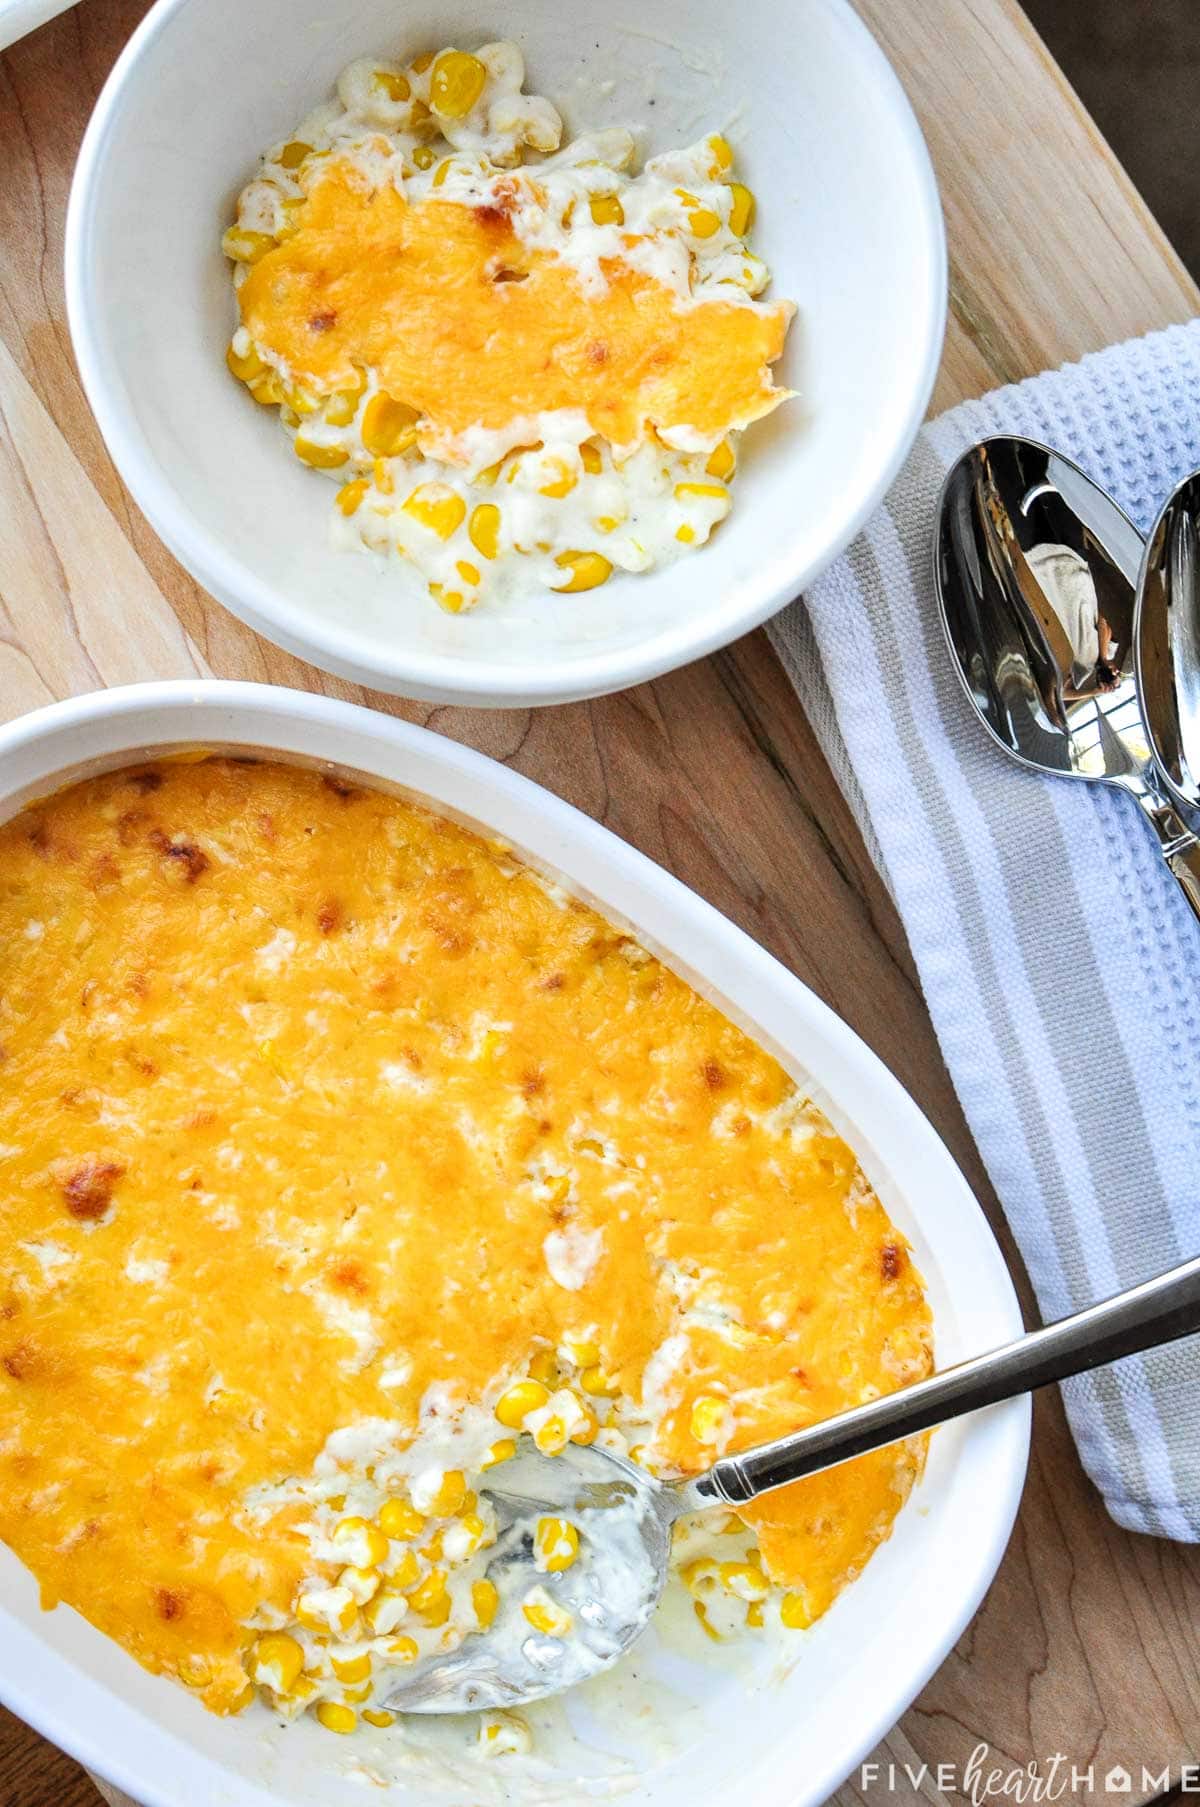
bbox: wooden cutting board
[1,2,1199,1804]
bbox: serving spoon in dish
[935,434,1200,918]
[385,1249,1200,1714]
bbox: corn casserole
[0,758,932,1755]
[221,40,794,614]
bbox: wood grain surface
[1,1,1198,1805]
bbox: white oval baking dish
[0,681,1026,1807]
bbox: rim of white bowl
[0,680,1028,1807]
[64,1,947,707]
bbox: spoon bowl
[935,434,1200,917]
[382,1442,672,1713]
[1136,468,1200,813]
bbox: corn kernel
[333,1516,389,1568]
[780,1591,814,1630]
[535,1518,580,1573]
[552,551,612,593]
[432,156,456,189]
[325,382,365,429]
[226,341,264,383]
[727,182,755,238]
[178,1654,211,1689]
[339,1564,381,1605]
[429,583,466,613]
[331,1650,371,1684]
[383,1634,420,1662]
[595,515,621,534]
[746,1601,764,1628]
[222,227,275,264]
[374,69,411,102]
[403,483,466,540]
[451,1511,489,1558]
[475,459,504,489]
[571,1405,600,1445]
[275,196,305,241]
[294,435,349,470]
[589,193,624,227]
[278,140,312,169]
[578,443,603,477]
[479,1712,533,1756]
[681,1557,718,1596]
[296,1586,357,1635]
[495,1380,549,1427]
[363,1709,395,1728]
[362,393,420,457]
[363,1589,408,1635]
[336,480,369,517]
[690,1395,730,1445]
[718,1560,768,1600]
[481,1438,516,1469]
[522,1586,572,1638]
[391,1549,420,1589]
[425,1470,467,1517]
[282,383,319,417]
[430,50,487,119]
[532,1414,568,1455]
[315,1701,357,1735]
[455,559,481,587]
[674,482,729,502]
[378,1499,425,1541]
[706,438,736,481]
[528,1349,558,1386]
[687,207,722,238]
[373,458,395,495]
[252,1632,304,1694]
[409,1569,448,1617]
[472,1578,500,1627]
[579,1365,620,1397]
[412,143,436,171]
[708,134,733,174]
[676,524,696,544]
[411,51,434,73]
[538,458,577,499]
[467,500,499,559]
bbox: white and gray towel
[769,320,1200,1540]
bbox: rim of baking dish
[63,0,947,706]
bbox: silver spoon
[934,434,1200,918]
[385,1251,1200,1713]
[1136,468,1200,819]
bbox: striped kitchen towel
[769,319,1200,1539]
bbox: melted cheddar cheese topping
[0,760,932,1717]
[239,163,792,458]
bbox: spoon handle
[1138,784,1200,922]
[1165,836,1200,920]
[682,1254,1200,1509]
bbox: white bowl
[0,0,75,51]
[0,680,1024,1807]
[65,0,945,707]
